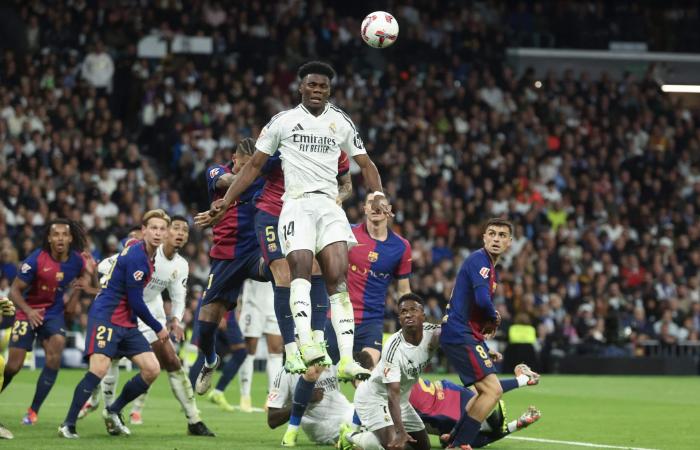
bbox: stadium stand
[0,0,699,373]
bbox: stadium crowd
[1,0,699,371]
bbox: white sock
[101,361,120,407]
[284,342,299,360]
[312,329,325,344]
[329,291,354,359]
[87,385,101,407]
[286,424,299,432]
[516,374,529,387]
[266,353,283,392]
[168,367,200,424]
[348,431,383,450]
[239,354,255,397]
[507,419,518,433]
[131,392,148,415]
[290,279,313,347]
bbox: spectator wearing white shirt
[81,42,115,92]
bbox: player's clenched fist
[0,297,15,317]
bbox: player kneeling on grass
[409,363,541,449]
[341,293,438,450]
[58,210,172,439]
[267,359,354,447]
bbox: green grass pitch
[0,369,698,449]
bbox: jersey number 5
[282,221,295,239]
[265,226,276,242]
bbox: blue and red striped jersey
[441,248,499,343]
[347,223,412,325]
[89,241,154,328]
[15,249,86,321]
[206,163,265,260]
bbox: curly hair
[297,61,336,81]
[42,219,87,253]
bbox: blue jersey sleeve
[260,151,281,175]
[440,379,468,393]
[466,256,497,320]
[16,249,40,285]
[206,165,227,197]
[124,252,163,333]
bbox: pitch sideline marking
[507,436,660,450]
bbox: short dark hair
[170,215,189,225]
[128,225,141,234]
[484,218,513,236]
[398,293,424,307]
[236,137,256,156]
[297,61,336,81]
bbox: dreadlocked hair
[236,137,256,156]
[42,218,87,253]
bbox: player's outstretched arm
[215,150,270,212]
[353,153,394,217]
[336,171,353,204]
[387,381,417,449]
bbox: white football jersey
[267,365,353,443]
[256,102,367,200]
[97,245,188,321]
[365,323,441,400]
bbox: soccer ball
[361,11,399,49]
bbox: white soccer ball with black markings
[361,11,399,49]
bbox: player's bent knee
[479,374,503,399]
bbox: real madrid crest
[329,122,337,134]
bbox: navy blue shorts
[325,320,383,364]
[255,210,284,264]
[442,340,497,386]
[202,252,264,309]
[84,317,152,359]
[9,315,66,350]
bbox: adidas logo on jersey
[292,123,304,132]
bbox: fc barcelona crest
[98,340,106,349]
[368,251,378,262]
[56,272,64,281]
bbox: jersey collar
[300,102,329,117]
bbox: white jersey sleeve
[97,254,118,285]
[256,113,284,155]
[381,334,402,384]
[167,256,189,322]
[267,367,295,409]
[334,106,367,157]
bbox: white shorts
[239,279,280,338]
[303,407,355,445]
[278,195,356,255]
[353,382,425,433]
[138,301,166,344]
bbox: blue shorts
[202,252,265,309]
[9,315,66,350]
[441,340,497,386]
[255,210,284,264]
[84,317,152,359]
[325,320,383,364]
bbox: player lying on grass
[408,364,541,449]
[266,361,354,447]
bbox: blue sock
[352,411,361,427]
[290,377,315,426]
[471,433,500,448]
[452,414,482,446]
[108,374,150,414]
[310,276,328,332]
[197,320,219,365]
[30,366,58,413]
[500,378,519,393]
[273,286,295,345]
[64,371,101,426]
[189,352,205,389]
[215,348,247,391]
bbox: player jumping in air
[440,218,514,449]
[1,219,91,426]
[58,210,171,438]
[192,138,271,396]
[207,61,390,383]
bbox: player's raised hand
[370,192,394,218]
[488,349,503,362]
[156,327,169,343]
[26,308,44,328]
[210,198,225,213]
